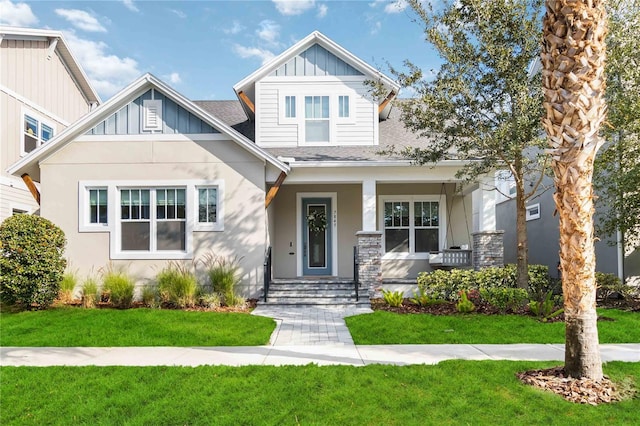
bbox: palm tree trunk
[541,0,608,380]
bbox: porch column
[356,231,382,298]
[471,175,504,269]
[362,179,376,231]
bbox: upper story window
[23,112,54,154]
[284,96,296,118]
[305,95,330,143]
[338,95,350,118]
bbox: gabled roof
[8,74,289,180]
[233,31,400,121]
[0,26,101,105]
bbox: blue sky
[1,0,442,101]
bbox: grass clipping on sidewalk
[517,366,637,405]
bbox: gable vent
[143,99,163,131]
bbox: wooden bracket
[238,91,255,114]
[21,173,41,205]
[378,91,396,114]
[265,171,287,209]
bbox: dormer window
[23,111,54,155]
[305,95,329,143]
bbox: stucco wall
[39,137,268,297]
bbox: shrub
[81,277,99,309]
[58,272,78,304]
[381,289,404,307]
[141,285,160,308]
[102,267,135,309]
[456,290,475,313]
[596,272,631,301]
[203,255,242,306]
[417,269,476,301]
[157,262,198,308]
[224,293,246,308]
[480,287,528,313]
[0,214,67,309]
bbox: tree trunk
[541,0,607,380]
[514,156,529,289]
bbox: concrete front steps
[260,278,370,307]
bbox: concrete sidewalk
[2,344,639,367]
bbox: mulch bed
[517,366,635,405]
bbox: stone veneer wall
[356,231,382,297]
[472,230,505,270]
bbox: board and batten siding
[86,89,220,136]
[0,39,91,122]
[256,79,376,147]
[270,44,364,77]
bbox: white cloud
[168,8,186,19]
[384,0,408,14]
[0,0,38,26]
[165,72,181,84]
[317,4,328,18]
[121,0,139,13]
[256,20,280,45]
[55,9,107,33]
[223,20,245,35]
[272,0,315,16]
[232,44,275,65]
[63,30,140,98]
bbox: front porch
[264,169,504,303]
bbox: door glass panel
[307,205,326,268]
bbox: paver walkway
[251,305,372,346]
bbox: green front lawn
[1,361,638,425]
[0,308,275,346]
[345,309,640,345]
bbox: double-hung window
[23,112,54,154]
[120,188,186,252]
[382,197,443,256]
[305,95,329,143]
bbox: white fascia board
[233,31,399,99]
[8,73,289,177]
[289,160,470,168]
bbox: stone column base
[356,231,382,298]
[472,230,505,270]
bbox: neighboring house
[0,26,100,220]
[9,31,502,299]
[495,170,640,285]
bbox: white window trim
[302,94,331,145]
[379,195,447,260]
[9,202,35,215]
[78,182,110,232]
[142,99,163,132]
[78,180,225,260]
[278,91,298,125]
[336,93,357,125]
[21,107,56,156]
[526,203,540,221]
[194,180,225,232]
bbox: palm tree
[541,0,608,380]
